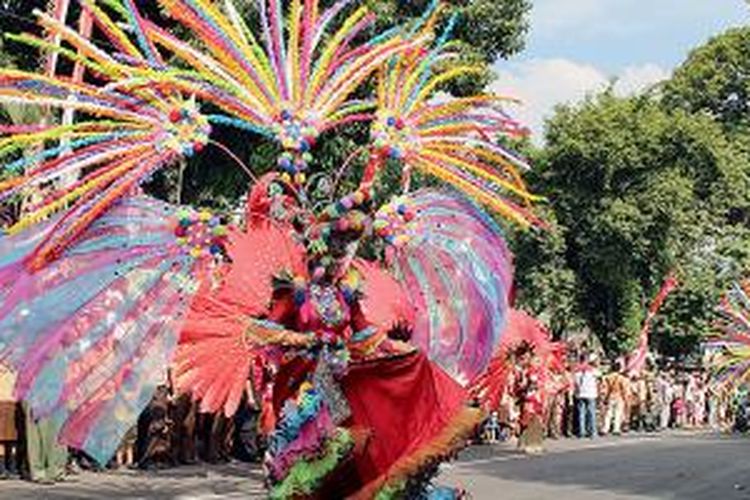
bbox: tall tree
[663,27,750,134]
[510,205,584,340]
[540,92,750,356]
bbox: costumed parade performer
[0,0,541,497]
[471,309,566,452]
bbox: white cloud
[490,59,669,143]
[614,63,671,96]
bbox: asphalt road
[443,431,750,500]
[0,431,747,499]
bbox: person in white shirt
[656,372,674,430]
[574,354,600,438]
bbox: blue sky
[491,0,750,141]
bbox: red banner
[626,273,679,375]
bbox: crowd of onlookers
[0,367,264,483]
[2,353,750,482]
[480,353,745,446]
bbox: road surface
[0,431,748,499]
[443,431,750,500]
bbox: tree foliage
[510,205,584,341]
[538,92,750,356]
[663,27,750,134]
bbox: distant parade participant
[602,362,630,435]
[546,369,570,439]
[514,344,545,454]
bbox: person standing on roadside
[603,361,630,435]
[0,365,19,478]
[656,371,673,430]
[574,354,600,439]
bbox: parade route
[444,431,750,500]
[1,431,748,499]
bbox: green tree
[0,0,47,69]
[540,91,750,356]
[510,206,584,340]
[663,27,750,134]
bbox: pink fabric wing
[354,259,416,332]
[386,190,514,386]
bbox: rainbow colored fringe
[266,382,354,498]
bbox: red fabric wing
[175,223,304,416]
[343,351,470,494]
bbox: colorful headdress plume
[140,0,419,173]
[366,6,541,227]
[0,2,212,268]
[708,281,750,391]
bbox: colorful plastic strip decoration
[708,281,750,392]
[0,196,226,463]
[0,0,542,497]
[375,190,514,386]
[625,272,678,376]
[365,7,540,226]
[0,1,211,268]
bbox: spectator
[137,385,174,469]
[602,361,630,436]
[0,365,19,478]
[643,371,660,432]
[707,384,721,430]
[546,369,569,439]
[629,374,649,432]
[24,404,67,484]
[199,411,234,464]
[733,388,749,433]
[694,378,706,427]
[685,374,698,428]
[233,379,263,462]
[171,391,198,465]
[561,364,576,437]
[671,380,685,428]
[114,427,137,469]
[483,411,501,444]
[574,354,600,439]
[655,371,673,430]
